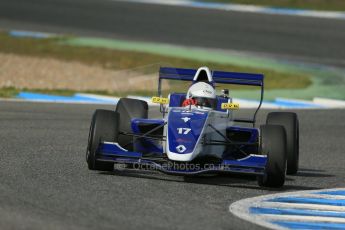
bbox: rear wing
[159,67,264,86]
[158,67,265,125]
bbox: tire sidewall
[266,112,299,174]
[258,124,287,187]
[86,109,119,170]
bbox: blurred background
[1,1,345,230]
[0,0,345,108]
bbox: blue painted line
[236,98,321,108]
[274,98,323,108]
[251,207,345,218]
[16,92,115,104]
[274,103,318,108]
[133,96,321,108]
[190,2,224,9]
[73,94,119,103]
[266,7,308,15]
[272,220,345,230]
[269,197,345,206]
[316,190,345,196]
[74,93,119,103]
[9,30,53,39]
[18,92,100,102]
[16,92,322,108]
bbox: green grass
[199,0,345,11]
[0,33,312,97]
[0,87,77,98]
[0,87,19,98]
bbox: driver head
[187,82,216,109]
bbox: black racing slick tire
[86,109,119,171]
[115,98,148,151]
[258,125,287,188]
[267,112,299,175]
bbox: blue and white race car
[86,67,299,187]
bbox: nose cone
[166,108,209,162]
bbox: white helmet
[186,82,217,109]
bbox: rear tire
[86,109,119,171]
[267,112,299,175]
[257,125,287,188]
[115,98,148,151]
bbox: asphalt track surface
[1,0,345,67]
[0,101,344,230]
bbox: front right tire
[115,98,148,151]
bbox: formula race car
[86,67,299,187]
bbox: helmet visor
[194,97,216,109]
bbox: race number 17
[177,128,191,135]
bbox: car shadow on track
[100,168,324,191]
[295,168,334,178]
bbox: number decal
[151,97,169,104]
[221,103,240,110]
[177,128,191,135]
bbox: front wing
[96,142,267,175]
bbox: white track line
[295,193,345,200]
[259,214,345,224]
[230,188,345,230]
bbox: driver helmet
[186,82,217,109]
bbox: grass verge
[199,0,345,11]
[0,32,311,96]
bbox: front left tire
[266,112,299,175]
[257,124,287,188]
[86,109,119,171]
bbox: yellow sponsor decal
[221,103,240,110]
[151,97,169,104]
